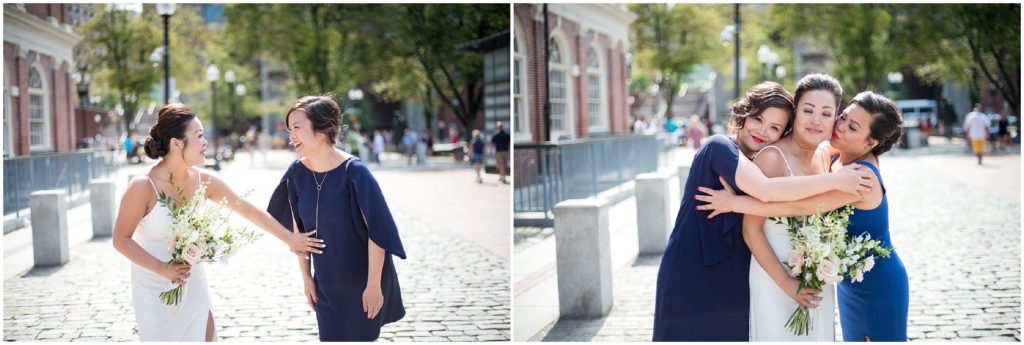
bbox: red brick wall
[24,4,70,24]
[516,4,631,144]
[3,42,77,156]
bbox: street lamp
[224,70,238,164]
[720,4,741,99]
[225,68,236,125]
[887,71,903,99]
[757,45,780,81]
[348,88,364,101]
[206,64,220,170]
[72,71,90,107]
[156,3,175,105]
[887,71,904,85]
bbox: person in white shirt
[373,130,386,166]
[963,104,990,165]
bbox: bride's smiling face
[792,90,837,144]
[287,110,330,158]
[173,118,207,166]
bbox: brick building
[513,4,635,143]
[3,4,82,157]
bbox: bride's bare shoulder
[751,146,789,178]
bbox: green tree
[77,5,161,135]
[892,4,1019,115]
[630,4,728,119]
[386,4,509,138]
[771,4,898,96]
[224,4,508,137]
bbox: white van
[895,99,936,129]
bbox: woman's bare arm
[733,151,872,202]
[200,170,323,255]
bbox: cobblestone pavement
[3,161,510,341]
[523,142,1020,341]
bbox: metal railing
[4,150,117,217]
[514,135,660,220]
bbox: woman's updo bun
[144,103,197,159]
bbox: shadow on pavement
[539,317,608,342]
[632,254,662,267]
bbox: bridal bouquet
[157,174,261,305]
[775,205,891,336]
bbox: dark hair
[285,94,345,144]
[730,81,795,135]
[848,91,903,156]
[794,73,843,111]
[144,103,197,159]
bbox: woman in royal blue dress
[267,95,406,341]
[652,82,875,341]
[696,91,908,341]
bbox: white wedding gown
[749,146,835,341]
[130,177,212,341]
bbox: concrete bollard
[30,190,70,267]
[678,165,690,197]
[416,141,428,165]
[553,198,613,318]
[635,171,673,255]
[89,178,116,238]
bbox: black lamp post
[207,64,220,170]
[156,4,175,105]
[73,63,90,107]
[225,70,236,158]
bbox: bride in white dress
[746,144,836,342]
[112,104,325,341]
[742,77,846,341]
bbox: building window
[28,66,51,151]
[514,31,530,141]
[4,69,11,157]
[586,46,607,132]
[548,36,573,140]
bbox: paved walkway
[3,151,510,341]
[517,138,1020,341]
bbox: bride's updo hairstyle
[144,103,197,159]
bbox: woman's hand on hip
[363,284,384,319]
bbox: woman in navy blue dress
[267,95,406,341]
[696,91,908,341]
[653,82,875,341]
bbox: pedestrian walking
[470,129,485,184]
[687,115,707,151]
[964,104,989,165]
[402,129,417,166]
[373,130,386,167]
[491,122,510,184]
[997,112,1011,153]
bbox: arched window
[548,34,574,140]
[28,65,51,151]
[586,46,608,132]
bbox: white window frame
[27,64,52,152]
[4,66,12,157]
[586,44,609,133]
[548,32,575,141]
[513,29,532,142]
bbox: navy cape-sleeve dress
[267,157,406,341]
[652,134,751,341]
